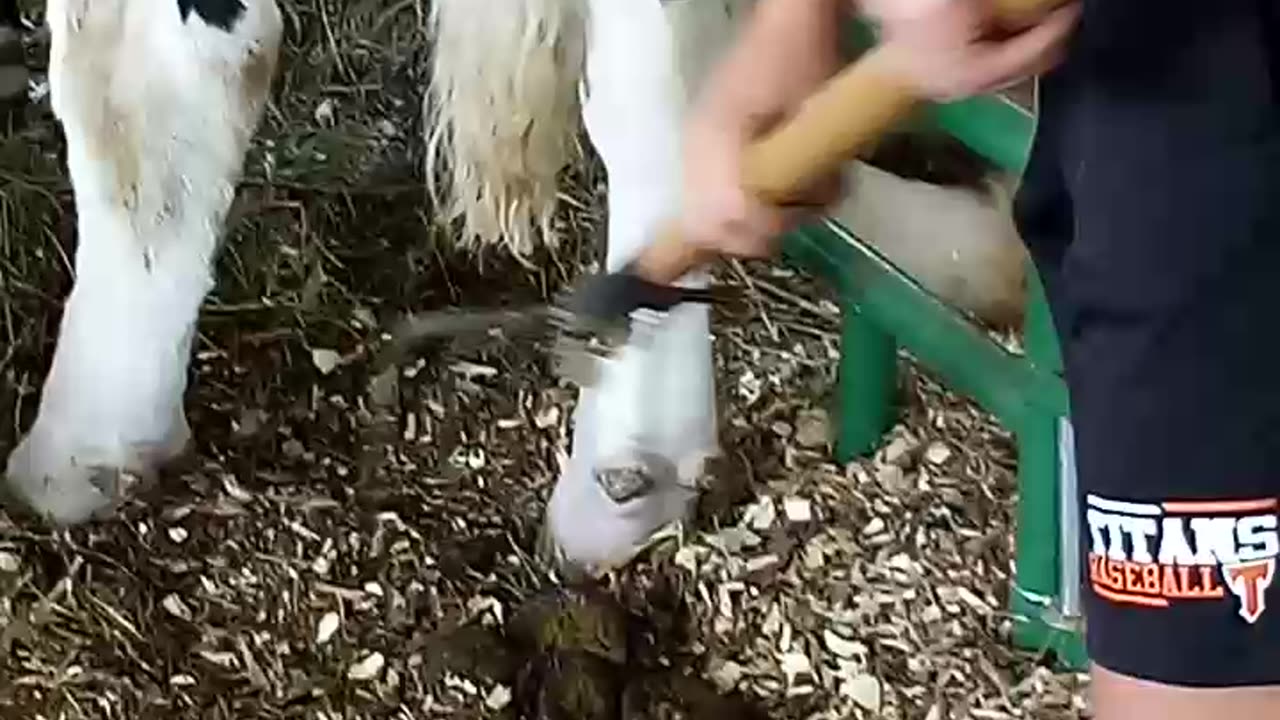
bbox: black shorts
[1012,0,1280,687]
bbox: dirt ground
[0,2,1087,718]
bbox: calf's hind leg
[3,0,281,524]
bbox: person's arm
[677,0,849,261]
[678,0,1078,262]
[696,0,848,135]
[858,0,1081,100]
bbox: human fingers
[869,0,1078,100]
[679,109,800,259]
[681,158,785,259]
[681,176,793,259]
[867,0,995,100]
[689,156,846,259]
[767,170,846,238]
[963,2,1081,94]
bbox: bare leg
[3,0,281,524]
[1093,665,1280,720]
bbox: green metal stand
[779,87,1088,670]
[835,307,897,460]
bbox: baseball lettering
[1085,495,1279,623]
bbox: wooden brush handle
[630,0,1064,285]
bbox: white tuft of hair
[423,0,589,259]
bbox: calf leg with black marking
[3,0,281,524]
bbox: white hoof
[541,448,700,577]
[3,417,190,525]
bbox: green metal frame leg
[1009,268,1088,670]
[1009,412,1084,665]
[835,305,897,463]
[780,47,1092,669]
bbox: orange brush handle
[631,0,1063,285]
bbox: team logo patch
[1085,494,1278,624]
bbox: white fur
[5,0,281,523]
[422,0,588,258]
[545,0,742,572]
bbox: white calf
[425,0,1028,574]
[2,0,1027,579]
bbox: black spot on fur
[177,0,247,32]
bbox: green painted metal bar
[783,221,1085,668]
[1013,269,1066,614]
[927,91,1090,666]
[777,88,1089,668]
[786,19,1088,668]
[927,95,1036,175]
[834,306,898,462]
[1013,399,1064,626]
[1012,590,1089,668]
[785,220,1069,429]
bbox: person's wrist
[687,96,756,155]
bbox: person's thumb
[965,2,1081,92]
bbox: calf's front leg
[3,0,281,524]
[542,0,753,575]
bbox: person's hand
[679,107,844,260]
[859,0,1082,101]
